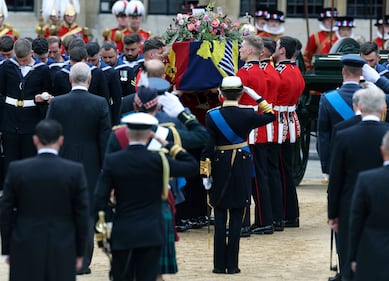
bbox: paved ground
[0,158,336,281]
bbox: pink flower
[178,19,184,25]
[176,13,183,20]
[211,19,220,28]
[203,14,210,21]
[221,23,228,29]
[233,21,240,27]
[195,19,201,26]
[187,23,195,31]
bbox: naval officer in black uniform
[94,112,198,281]
[201,76,275,274]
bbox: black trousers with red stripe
[279,140,299,221]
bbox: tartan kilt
[159,200,178,274]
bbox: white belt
[287,105,296,112]
[274,105,296,112]
[5,97,35,108]
[273,105,288,112]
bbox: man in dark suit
[1,119,89,281]
[51,46,110,108]
[46,62,111,274]
[95,112,198,281]
[327,84,389,280]
[318,54,365,180]
[327,83,362,281]
[348,130,389,281]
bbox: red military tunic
[237,61,268,144]
[58,22,89,44]
[102,27,131,53]
[130,28,150,54]
[273,61,305,143]
[374,37,387,50]
[255,58,280,143]
[303,31,338,70]
[0,24,19,41]
[44,23,61,38]
[103,27,150,53]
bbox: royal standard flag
[166,40,241,91]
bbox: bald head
[144,59,165,78]
[69,62,91,86]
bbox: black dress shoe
[227,267,241,274]
[240,226,251,238]
[251,225,274,234]
[284,218,299,228]
[212,268,225,274]
[77,267,91,275]
[273,220,284,231]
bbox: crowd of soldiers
[1,0,389,280]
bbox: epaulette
[4,23,13,29]
[83,27,91,36]
[114,31,123,42]
[275,64,286,73]
[112,124,126,131]
[102,28,111,38]
[12,29,20,39]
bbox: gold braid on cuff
[169,144,185,158]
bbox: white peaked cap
[112,0,128,16]
[121,112,158,130]
[0,0,8,19]
[126,0,145,16]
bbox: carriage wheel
[293,115,311,186]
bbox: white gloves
[362,64,380,83]
[41,92,50,100]
[202,177,212,190]
[243,86,263,102]
[158,92,185,118]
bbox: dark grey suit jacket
[349,165,389,281]
[46,89,111,205]
[0,153,89,281]
[327,120,389,277]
